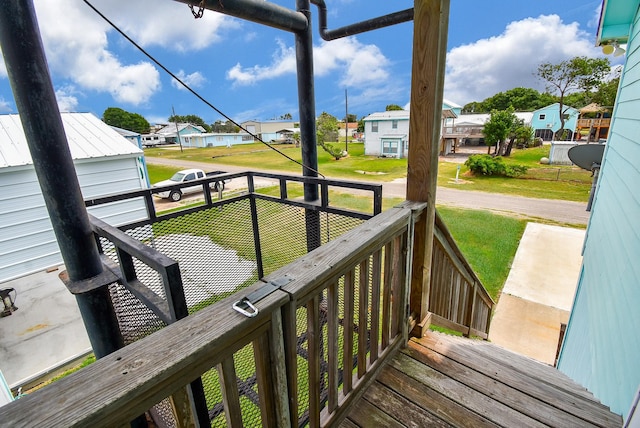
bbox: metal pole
[0,0,125,359]
[296,0,321,251]
[345,89,349,152]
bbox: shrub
[465,154,528,177]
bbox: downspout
[310,0,414,41]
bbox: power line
[82,0,324,179]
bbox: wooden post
[406,0,450,337]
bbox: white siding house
[0,113,148,283]
[363,107,457,158]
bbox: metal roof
[0,112,142,168]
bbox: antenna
[568,144,606,212]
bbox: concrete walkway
[0,266,91,389]
[488,223,585,365]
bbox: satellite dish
[568,144,605,171]
[568,144,606,212]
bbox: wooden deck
[342,331,622,427]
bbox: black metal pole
[0,0,125,359]
[295,0,322,251]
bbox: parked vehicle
[153,168,228,202]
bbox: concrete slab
[501,223,585,311]
[0,266,91,388]
[489,293,570,365]
[489,222,585,365]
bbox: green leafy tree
[482,108,519,155]
[463,88,557,113]
[357,117,365,133]
[168,114,211,132]
[385,104,404,111]
[537,56,611,137]
[280,113,293,120]
[210,120,239,133]
[592,76,620,108]
[102,107,150,134]
[316,111,339,144]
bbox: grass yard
[438,146,593,202]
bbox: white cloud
[0,0,239,107]
[226,36,391,89]
[0,97,12,113]
[444,14,602,105]
[55,86,79,112]
[226,39,296,86]
[172,70,207,90]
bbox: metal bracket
[233,276,293,318]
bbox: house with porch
[141,123,205,147]
[575,102,612,142]
[363,105,457,158]
[180,132,254,148]
[531,103,579,141]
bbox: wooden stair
[342,331,622,427]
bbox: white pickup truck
[153,168,229,202]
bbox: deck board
[343,331,622,428]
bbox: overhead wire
[82,0,325,179]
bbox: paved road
[146,156,590,225]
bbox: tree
[537,56,611,138]
[168,114,211,132]
[343,113,357,122]
[462,88,556,113]
[210,120,239,133]
[482,108,519,155]
[280,113,293,120]
[316,112,339,144]
[592,76,620,108]
[102,107,150,134]
[385,104,404,111]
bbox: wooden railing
[428,210,495,339]
[577,118,611,128]
[0,203,420,427]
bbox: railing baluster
[391,235,402,338]
[218,356,244,427]
[343,269,355,394]
[370,250,382,362]
[307,294,321,428]
[357,258,370,379]
[254,333,276,427]
[327,279,339,413]
[381,243,392,348]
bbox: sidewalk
[488,223,585,365]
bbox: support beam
[405,0,450,337]
[296,0,322,251]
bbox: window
[562,113,569,120]
[382,141,399,156]
[392,120,398,129]
[539,114,546,120]
[371,121,378,132]
[184,173,195,181]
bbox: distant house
[574,103,612,142]
[530,103,579,141]
[557,1,640,425]
[363,105,457,158]
[442,112,534,146]
[181,132,254,148]
[0,112,148,283]
[141,123,206,147]
[240,120,296,142]
[337,122,359,139]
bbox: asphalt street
[146,155,590,225]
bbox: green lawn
[146,142,593,202]
[438,146,593,202]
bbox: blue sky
[0,0,617,126]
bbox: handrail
[428,210,495,338]
[0,204,419,427]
